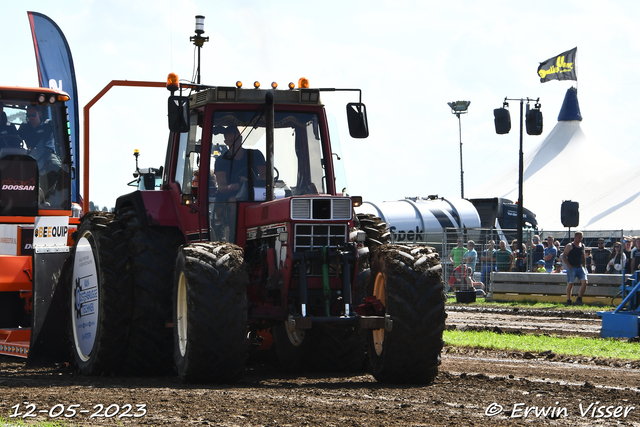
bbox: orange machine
[0,86,80,361]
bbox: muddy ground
[1,306,639,426]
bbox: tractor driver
[19,106,62,205]
[213,126,266,202]
[19,106,56,153]
[211,126,266,242]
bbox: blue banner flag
[537,47,577,83]
[27,11,80,203]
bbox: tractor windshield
[1,100,71,210]
[210,110,326,198]
[207,110,327,242]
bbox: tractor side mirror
[168,95,189,133]
[346,102,369,138]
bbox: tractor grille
[291,199,311,219]
[294,224,347,252]
[291,198,352,220]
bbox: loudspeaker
[526,108,543,135]
[493,108,511,135]
[493,108,511,134]
[561,200,579,228]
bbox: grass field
[444,297,639,360]
[444,329,639,360]
[447,297,608,312]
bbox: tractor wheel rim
[286,326,305,347]
[71,232,100,362]
[177,272,188,357]
[373,272,386,356]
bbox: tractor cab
[166,77,368,246]
[179,107,336,243]
[0,88,73,213]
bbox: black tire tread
[174,242,248,383]
[368,244,446,384]
[70,212,130,375]
[355,214,390,250]
[123,220,184,375]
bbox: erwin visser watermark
[485,402,636,419]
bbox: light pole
[190,15,209,84]
[448,101,471,199]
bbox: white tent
[469,87,637,233]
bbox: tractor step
[0,328,30,358]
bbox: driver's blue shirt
[18,120,55,153]
[214,148,266,201]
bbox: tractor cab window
[0,100,70,210]
[208,110,326,243]
[176,112,202,197]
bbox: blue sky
[4,1,640,217]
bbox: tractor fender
[115,190,178,227]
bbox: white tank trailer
[355,196,538,250]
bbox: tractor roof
[0,86,70,103]
[188,86,322,108]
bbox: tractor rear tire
[271,322,305,371]
[272,322,366,373]
[303,325,366,372]
[69,212,130,375]
[367,244,445,384]
[355,213,390,248]
[123,223,184,375]
[173,242,248,383]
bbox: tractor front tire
[173,243,248,383]
[355,213,390,249]
[367,244,445,384]
[69,212,130,375]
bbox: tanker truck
[355,195,538,250]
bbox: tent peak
[557,86,582,121]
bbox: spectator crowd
[447,233,640,296]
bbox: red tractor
[69,75,446,383]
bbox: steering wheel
[233,166,257,182]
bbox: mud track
[0,306,638,426]
[446,307,602,338]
